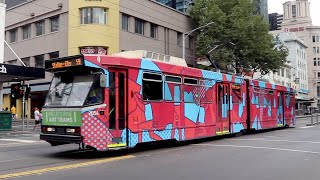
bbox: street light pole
[182,22,214,60]
[206,42,235,73]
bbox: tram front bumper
[40,133,82,145]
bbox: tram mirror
[100,74,106,87]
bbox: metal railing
[296,113,320,126]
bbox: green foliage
[190,0,288,75]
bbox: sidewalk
[0,119,40,136]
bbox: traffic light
[10,83,31,99]
[24,86,31,99]
[10,83,21,99]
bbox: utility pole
[0,0,6,111]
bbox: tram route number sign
[45,58,84,69]
[42,111,82,126]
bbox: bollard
[311,115,314,125]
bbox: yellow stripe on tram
[107,143,127,148]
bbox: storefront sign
[0,65,7,74]
[284,27,304,32]
[80,46,107,55]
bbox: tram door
[216,84,230,135]
[108,69,127,148]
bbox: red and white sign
[80,46,108,55]
[284,27,304,32]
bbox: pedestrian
[33,107,41,131]
[11,105,16,120]
[4,107,8,111]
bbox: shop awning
[0,63,45,82]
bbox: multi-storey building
[156,0,193,13]
[279,0,320,109]
[269,13,283,31]
[253,31,310,112]
[3,0,194,118]
[256,0,268,21]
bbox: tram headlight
[47,127,55,132]
[66,128,76,133]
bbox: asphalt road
[0,119,319,180]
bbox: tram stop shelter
[0,63,45,83]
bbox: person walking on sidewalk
[33,107,41,131]
[11,106,16,120]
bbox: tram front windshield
[44,74,101,107]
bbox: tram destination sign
[45,56,84,70]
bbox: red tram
[40,51,295,151]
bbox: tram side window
[184,78,198,103]
[143,72,163,101]
[165,75,182,102]
[200,80,213,103]
[85,75,104,105]
[232,84,242,103]
[252,87,260,105]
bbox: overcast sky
[268,0,320,26]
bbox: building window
[36,21,45,36]
[35,55,44,68]
[142,72,163,101]
[135,18,144,35]
[49,51,59,59]
[81,7,107,25]
[50,16,59,32]
[22,25,31,40]
[314,58,317,66]
[122,14,129,31]
[292,5,296,18]
[177,32,182,46]
[21,57,30,67]
[314,47,317,54]
[150,23,158,39]
[317,86,320,97]
[10,29,17,43]
[286,69,290,78]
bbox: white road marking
[0,157,33,163]
[264,136,281,138]
[300,126,314,129]
[231,138,320,144]
[193,144,320,155]
[0,142,31,147]
[0,139,39,143]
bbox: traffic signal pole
[22,81,25,131]
[0,1,6,111]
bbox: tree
[190,0,288,76]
